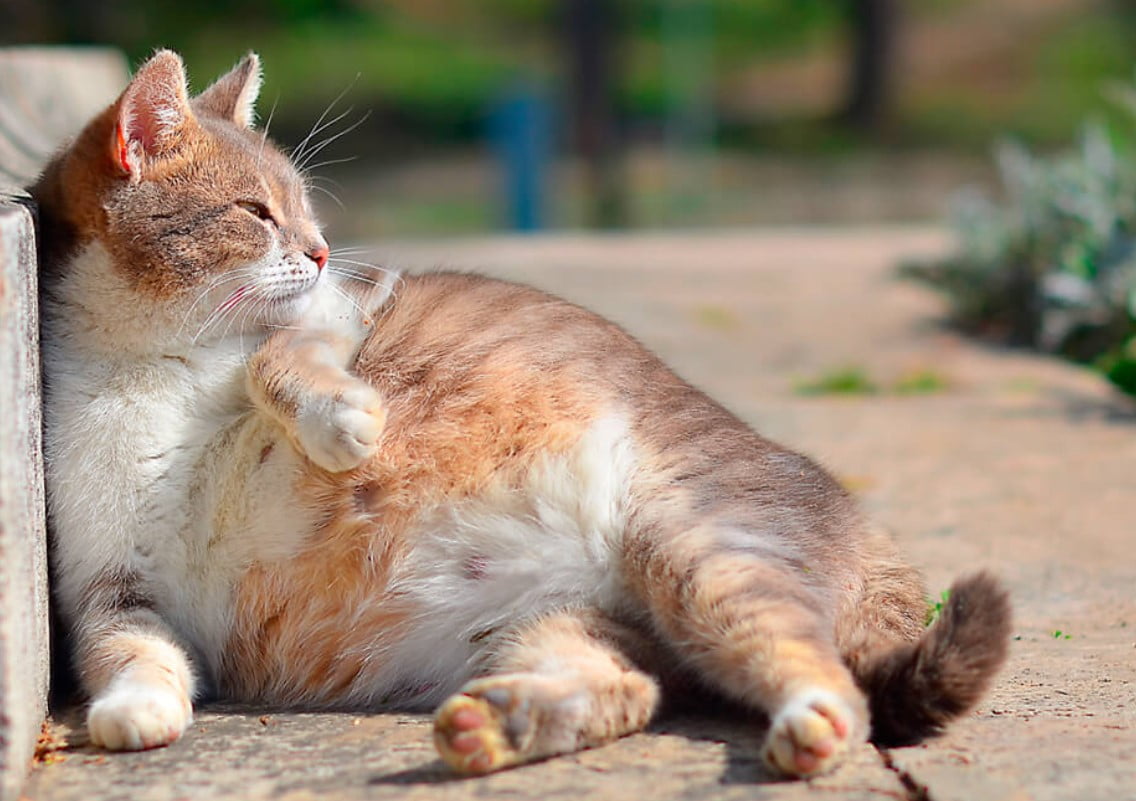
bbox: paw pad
[762,689,864,778]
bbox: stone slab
[0,198,48,801]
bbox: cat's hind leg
[434,610,660,774]
[624,528,868,777]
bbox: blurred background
[3,0,1136,243]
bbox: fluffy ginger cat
[32,50,1010,778]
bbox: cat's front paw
[294,380,386,472]
[762,688,866,778]
[87,679,193,751]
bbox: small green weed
[1052,630,1073,640]
[693,305,741,332]
[794,367,879,397]
[925,589,951,627]
[893,369,950,395]
[796,367,951,397]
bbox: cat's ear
[113,50,195,181]
[195,53,262,129]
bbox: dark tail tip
[867,571,1012,747]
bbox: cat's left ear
[195,52,262,129]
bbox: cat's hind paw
[762,688,865,778]
[295,380,385,473]
[87,679,192,751]
[434,690,523,774]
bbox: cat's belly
[160,413,322,678]
[211,414,641,709]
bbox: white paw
[295,381,385,472]
[762,688,864,778]
[88,680,192,751]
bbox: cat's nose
[307,245,329,271]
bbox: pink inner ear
[123,94,172,154]
[114,122,131,174]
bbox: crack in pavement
[878,748,933,801]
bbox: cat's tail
[856,571,1012,747]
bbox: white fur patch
[362,414,639,708]
[87,673,192,751]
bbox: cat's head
[36,50,331,346]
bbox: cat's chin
[262,292,315,326]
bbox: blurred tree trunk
[841,0,899,133]
[563,0,627,229]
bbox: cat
[32,50,1011,778]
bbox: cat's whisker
[307,174,345,190]
[295,110,371,173]
[328,269,399,294]
[293,105,355,165]
[256,94,281,169]
[217,286,263,342]
[327,258,388,274]
[301,155,358,174]
[327,268,394,292]
[192,302,233,345]
[328,247,380,259]
[327,257,397,278]
[309,183,345,210]
[235,293,264,353]
[177,270,260,340]
[327,255,391,269]
[326,280,370,319]
[291,78,359,164]
[236,295,269,352]
[193,278,262,344]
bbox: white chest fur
[42,246,321,674]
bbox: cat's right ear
[113,50,194,182]
[196,52,262,129]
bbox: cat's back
[353,270,860,565]
[355,270,820,500]
[358,271,650,391]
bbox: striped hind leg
[434,610,660,773]
[625,527,870,777]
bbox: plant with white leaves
[904,77,1136,395]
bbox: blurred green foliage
[22,0,850,140]
[904,73,1136,396]
[11,0,1136,153]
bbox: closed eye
[235,200,276,225]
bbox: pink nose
[308,245,329,271]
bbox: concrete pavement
[24,229,1136,801]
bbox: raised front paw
[762,688,867,778]
[294,380,386,472]
[87,679,193,751]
